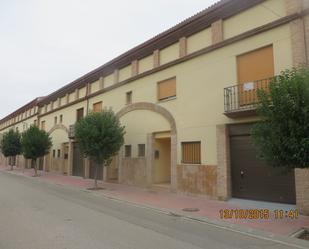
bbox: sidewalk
[1,165,308,238]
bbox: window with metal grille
[138,144,145,157]
[157,77,176,101]
[124,145,132,157]
[181,141,201,164]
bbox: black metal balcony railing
[224,78,271,116]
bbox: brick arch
[116,102,177,190]
[48,124,69,135]
[116,102,177,134]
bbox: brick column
[75,88,79,100]
[216,124,231,200]
[99,76,104,90]
[117,147,124,183]
[179,37,187,58]
[84,158,90,179]
[295,168,309,215]
[286,0,307,66]
[114,69,119,84]
[170,133,177,192]
[131,60,139,77]
[146,133,154,187]
[153,49,160,68]
[67,140,73,176]
[103,166,107,181]
[211,19,223,44]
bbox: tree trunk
[34,159,38,176]
[94,163,98,189]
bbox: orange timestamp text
[219,209,299,220]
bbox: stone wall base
[295,168,309,215]
[177,164,217,198]
[120,158,147,187]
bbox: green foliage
[0,129,21,157]
[75,108,125,166]
[21,125,52,160]
[252,67,309,170]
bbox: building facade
[1,0,308,210]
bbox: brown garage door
[72,143,84,177]
[230,123,296,204]
[89,160,103,180]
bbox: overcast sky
[0,0,218,118]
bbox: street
[0,171,305,249]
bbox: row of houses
[1,0,308,212]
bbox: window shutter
[158,77,176,100]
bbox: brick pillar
[170,133,177,192]
[117,147,124,183]
[84,158,90,179]
[211,19,223,44]
[131,60,139,77]
[295,168,309,215]
[153,49,160,68]
[216,124,231,200]
[75,88,79,100]
[179,37,187,58]
[67,140,73,176]
[114,69,119,84]
[146,133,154,187]
[99,76,104,90]
[286,0,307,66]
[103,166,107,181]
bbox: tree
[21,125,52,176]
[252,67,309,171]
[0,129,22,170]
[75,108,125,188]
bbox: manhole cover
[182,208,199,212]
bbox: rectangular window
[76,108,84,121]
[126,91,132,105]
[157,77,176,101]
[34,120,37,126]
[57,149,61,158]
[93,101,102,113]
[237,45,274,105]
[60,115,63,123]
[138,144,145,157]
[125,145,132,157]
[181,141,201,164]
[52,150,56,158]
[54,116,57,125]
[41,121,46,130]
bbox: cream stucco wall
[160,42,179,65]
[119,65,131,82]
[139,55,153,74]
[223,0,286,39]
[34,22,293,168]
[187,28,212,54]
[119,110,170,158]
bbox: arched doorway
[116,102,177,190]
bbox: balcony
[224,78,271,118]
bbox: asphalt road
[0,172,306,249]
